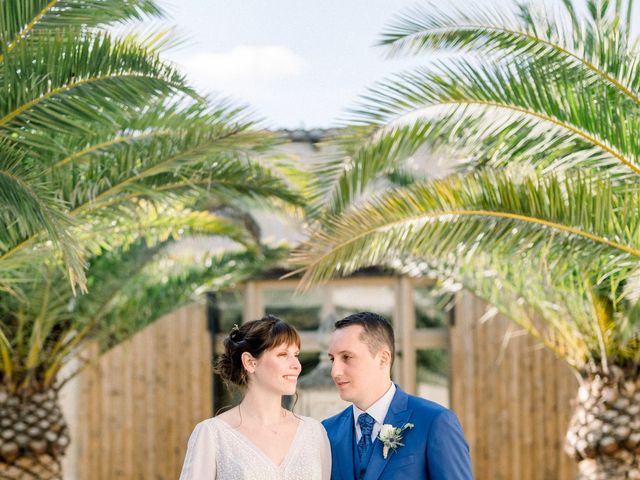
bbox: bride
[179,315,331,479]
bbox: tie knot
[358,413,375,436]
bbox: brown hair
[214,315,301,387]
[334,311,395,365]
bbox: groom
[322,311,473,480]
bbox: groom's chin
[336,390,351,402]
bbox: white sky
[157,0,637,130]
[157,0,453,129]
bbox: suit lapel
[364,387,412,480]
[332,408,356,480]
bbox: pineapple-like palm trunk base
[565,366,640,480]
[577,457,640,480]
[0,388,68,480]
[0,456,61,480]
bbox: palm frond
[76,202,258,257]
[351,57,640,179]
[307,123,445,216]
[0,121,298,278]
[47,245,288,385]
[93,246,288,352]
[0,204,275,389]
[413,253,594,367]
[299,0,640,372]
[294,171,640,288]
[0,144,85,287]
[37,97,246,166]
[0,30,193,142]
[0,0,163,61]
[380,1,640,105]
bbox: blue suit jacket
[322,386,473,480]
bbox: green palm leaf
[410,250,638,368]
[0,30,192,140]
[321,0,640,206]
[0,0,163,61]
[0,206,270,390]
[380,0,640,104]
[0,1,200,288]
[0,143,83,284]
[0,83,297,287]
[294,171,640,287]
[352,58,640,178]
[90,246,288,353]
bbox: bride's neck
[239,387,285,425]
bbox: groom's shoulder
[406,391,446,411]
[400,390,466,437]
[403,390,452,421]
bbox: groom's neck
[354,380,393,411]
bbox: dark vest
[353,425,377,480]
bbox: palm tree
[0,211,287,479]
[294,1,640,478]
[0,1,304,477]
[0,0,298,292]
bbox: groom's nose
[330,361,341,379]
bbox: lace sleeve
[179,421,217,480]
[318,421,332,480]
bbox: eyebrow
[328,350,354,357]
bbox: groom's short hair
[335,311,395,363]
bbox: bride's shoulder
[295,415,326,433]
[196,412,235,432]
[211,407,239,426]
[294,416,330,449]
[193,417,220,430]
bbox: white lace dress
[179,415,331,480]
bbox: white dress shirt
[352,382,396,442]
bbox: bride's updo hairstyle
[215,315,301,387]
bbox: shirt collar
[352,382,396,426]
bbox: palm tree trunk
[565,365,640,480]
[0,387,68,480]
[0,456,61,480]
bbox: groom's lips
[335,380,350,388]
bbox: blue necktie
[357,413,375,459]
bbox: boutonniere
[378,422,414,459]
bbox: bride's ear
[241,352,257,373]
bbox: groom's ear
[379,348,392,369]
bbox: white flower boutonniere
[378,422,414,459]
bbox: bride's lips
[283,375,298,382]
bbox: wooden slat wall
[62,303,212,480]
[451,293,578,480]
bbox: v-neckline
[215,416,305,469]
